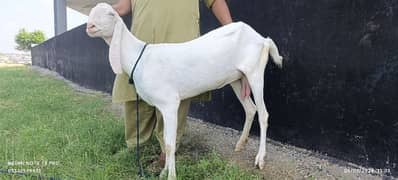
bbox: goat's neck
[108,22,146,76]
[121,26,146,75]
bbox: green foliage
[14,29,46,51]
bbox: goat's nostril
[87,23,95,29]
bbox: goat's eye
[107,12,115,16]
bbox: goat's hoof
[258,160,265,170]
[254,155,265,170]
[167,175,177,180]
[234,146,242,152]
[234,139,248,152]
[159,169,167,180]
[234,143,245,152]
[235,143,243,152]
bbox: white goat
[87,3,282,180]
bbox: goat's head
[86,3,126,74]
[86,3,118,38]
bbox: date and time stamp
[3,160,60,174]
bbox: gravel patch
[185,118,393,180]
[30,66,394,180]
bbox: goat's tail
[264,38,283,68]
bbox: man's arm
[112,0,133,16]
[211,0,232,25]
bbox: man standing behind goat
[111,0,235,166]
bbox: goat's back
[134,22,267,102]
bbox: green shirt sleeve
[205,0,215,8]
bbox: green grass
[0,66,259,180]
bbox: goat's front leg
[158,102,179,180]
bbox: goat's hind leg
[230,80,256,152]
[245,42,271,169]
[245,73,269,170]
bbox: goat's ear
[107,9,116,17]
[108,19,124,74]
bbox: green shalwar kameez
[112,0,214,152]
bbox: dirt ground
[30,66,394,180]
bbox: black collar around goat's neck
[129,43,149,85]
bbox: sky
[0,0,87,54]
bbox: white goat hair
[87,3,283,180]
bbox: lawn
[0,66,260,180]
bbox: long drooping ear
[108,18,124,74]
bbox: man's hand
[112,0,132,16]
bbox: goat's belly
[178,70,242,100]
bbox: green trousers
[124,98,191,153]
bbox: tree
[14,29,46,51]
